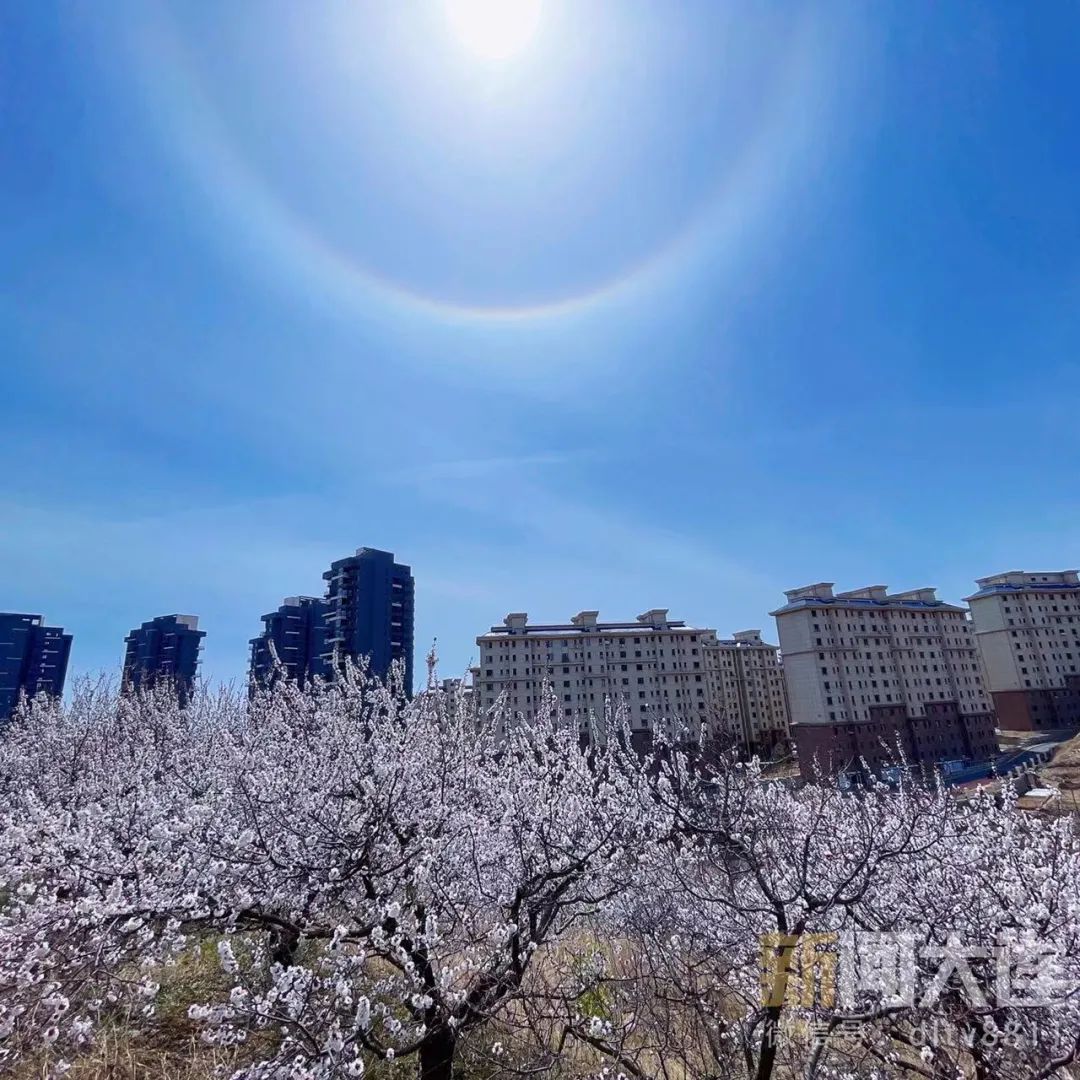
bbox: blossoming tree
[0,668,646,1080]
[2,667,1079,1080]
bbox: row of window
[486,634,701,649]
[483,646,703,662]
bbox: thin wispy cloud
[5,2,1080,691]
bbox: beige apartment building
[965,570,1080,732]
[474,609,716,750]
[771,583,997,780]
[703,630,790,756]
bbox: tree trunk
[755,1005,781,1080]
[270,923,300,968]
[418,1026,457,1080]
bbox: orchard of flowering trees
[1,662,1080,1080]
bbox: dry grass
[15,1028,239,1080]
[9,929,1035,1080]
[10,939,266,1080]
[1042,731,1080,791]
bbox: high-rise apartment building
[772,584,997,781]
[475,609,716,751]
[704,630,790,756]
[249,596,330,691]
[0,612,72,721]
[122,614,205,702]
[322,547,414,693]
[965,570,1080,731]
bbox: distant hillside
[1041,732,1080,790]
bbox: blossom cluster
[1,667,1078,1080]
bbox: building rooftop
[126,614,204,638]
[327,546,410,565]
[707,629,779,648]
[478,609,708,638]
[771,583,965,616]
[965,570,1080,601]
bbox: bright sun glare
[443,0,543,61]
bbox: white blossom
[0,666,1078,1080]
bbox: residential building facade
[704,630,790,756]
[416,677,475,712]
[439,676,473,705]
[322,547,414,694]
[249,596,330,691]
[772,584,997,781]
[122,614,205,702]
[0,612,72,721]
[965,570,1080,732]
[475,609,716,751]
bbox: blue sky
[3,1,1080,687]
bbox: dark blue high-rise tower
[322,547,414,694]
[249,596,330,690]
[0,612,72,721]
[122,614,205,703]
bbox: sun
[443,0,543,61]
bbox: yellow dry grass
[1041,731,1080,791]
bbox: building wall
[772,584,997,780]
[793,704,998,780]
[475,609,716,747]
[966,570,1080,731]
[323,547,414,694]
[249,596,330,690]
[122,614,204,702]
[0,612,72,721]
[703,630,790,754]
